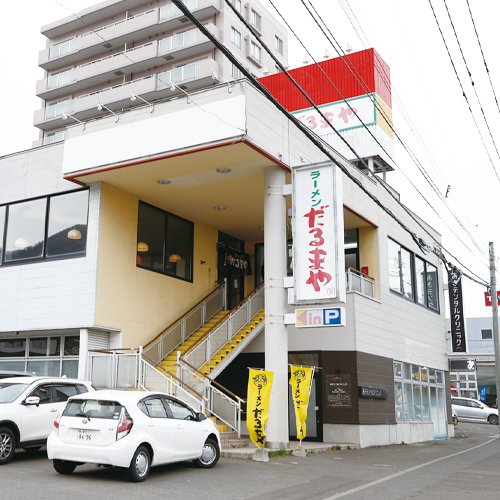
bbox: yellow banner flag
[290,365,313,441]
[246,369,274,449]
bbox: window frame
[136,201,194,283]
[388,237,440,312]
[250,9,262,32]
[231,26,241,48]
[250,40,262,63]
[275,35,283,54]
[0,188,89,267]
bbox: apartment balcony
[38,0,221,72]
[36,24,218,101]
[33,58,219,130]
[158,22,218,63]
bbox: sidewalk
[221,440,356,459]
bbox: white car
[47,389,221,482]
[451,396,499,425]
[0,376,94,464]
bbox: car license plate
[77,429,92,441]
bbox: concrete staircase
[160,310,229,373]
[198,310,265,377]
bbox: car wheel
[0,427,16,465]
[193,438,220,468]
[487,414,499,425]
[128,446,151,482]
[53,459,78,474]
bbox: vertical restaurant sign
[448,269,467,352]
[246,369,274,449]
[289,365,314,441]
[293,162,344,303]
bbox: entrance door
[218,232,245,309]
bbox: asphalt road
[3,422,499,500]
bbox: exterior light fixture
[137,242,149,252]
[14,238,28,249]
[97,102,119,122]
[157,179,172,185]
[213,205,226,211]
[168,253,182,263]
[67,229,82,240]
[169,81,191,104]
[130,92,154,113]
[216,168,231,174]
[62,112,86,130]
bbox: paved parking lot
[4,422,500,500]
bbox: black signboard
[326,374,352,408]
[448,269,467,352]
[449,359,476,372]
[358,386,387,400]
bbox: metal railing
[183,285,264,371]
[143,281,226,365]
[159,0,198,21]
[80,9,157,39]
[87,347,205,410]
[80,41,155,68]
[345,267,375,297]
[159,28,198,52]
[178,358,243,436]
[87,346,242,435]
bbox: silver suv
[0,376,94,464]
[451,396,498,425]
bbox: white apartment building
[35,0,288,146]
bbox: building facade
[35,0,288,146]
[0,1,454,448]
[448,317,498,406]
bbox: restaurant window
[1,189,89,265]
[394,361,445,422]
[137,202,193,282]
[388,237,439,311]
[388,238,413,300]
[0,334,79,378]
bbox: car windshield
[0,382,30,403]
[63,399,123,419]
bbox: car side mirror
[197,412,207,422]
[24,396,40,407]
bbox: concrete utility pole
[488,242,500,432]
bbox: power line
[303,0,488,261]
[267,0,488,270]
[465,0,500,116]
[49,0,246,135]
[172,0,488,287]
[427,0,500,185]
[442,0,500,173]
[293,0,488,268]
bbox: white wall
[0,145,100,332]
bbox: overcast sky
[1,0,499,320]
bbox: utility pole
[488,242,500,432]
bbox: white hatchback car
[0,376,94,464]
[47,389,221,482]
[451,396,499,425]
